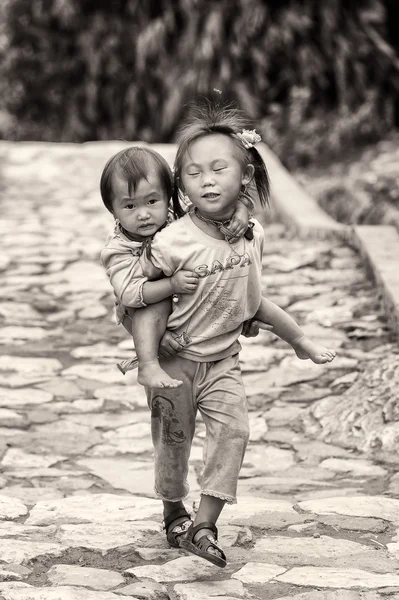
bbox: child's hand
[159,331,186,357]
[225,202,249,239]
[171,270,199,294]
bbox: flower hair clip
[237,129,262,149]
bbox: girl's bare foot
[293,336,336,364]
[137,361,183,388]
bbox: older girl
[141,103,335,567]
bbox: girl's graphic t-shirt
[143,213,264,362]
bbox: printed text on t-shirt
[193,252,252,278]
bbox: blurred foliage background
[1,0,399,167]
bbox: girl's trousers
[145,353,249,504]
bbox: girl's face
[180,133,253,220]
[111,170,169,240]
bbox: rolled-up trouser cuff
[201,489,237,505]
[154,485,189,503]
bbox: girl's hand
[159,331,185,357]
[170,270,199,294]
[242,319,273,337]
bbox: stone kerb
[352,225,399,337]
[256,143,399,339]
[256,143,349,240]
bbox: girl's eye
[126,204,135,209]
[188,172,200,177]
[214,167,226,172]
[148,199,158,205]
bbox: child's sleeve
[101,245,149,308]
[140,233,175,278]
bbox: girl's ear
[242,164,255,186]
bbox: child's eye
[125,203,135,209]
[188,172,200,177]
[214,167,226,172]
[148,199,158,205]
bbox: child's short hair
[173,101,270,210]
[100,146,174,214]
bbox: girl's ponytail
[248,146,270,209]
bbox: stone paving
[0,140,399,600]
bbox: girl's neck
[197,206,235,222]
[191,208,232,240]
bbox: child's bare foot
[293,336,336,364]
[137,361,183,389]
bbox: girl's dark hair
[173,101,270,210]
[100,146,183,218]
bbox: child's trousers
[145,353,249,505]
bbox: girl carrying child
[100,102,335,567]
[100,145,252,389]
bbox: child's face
[180,133,252,220]
[111,170,169,240]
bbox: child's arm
[224,189,257,239]
[142,271,198,304]
[254,297,336,364]
[102,246,198,309]
[224,201,250,239]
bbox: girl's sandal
[163,507,192,549]
[180,521,227,568]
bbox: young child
[137,103,336,567]
[100,146,252,390]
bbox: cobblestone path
[0,141,399,600]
